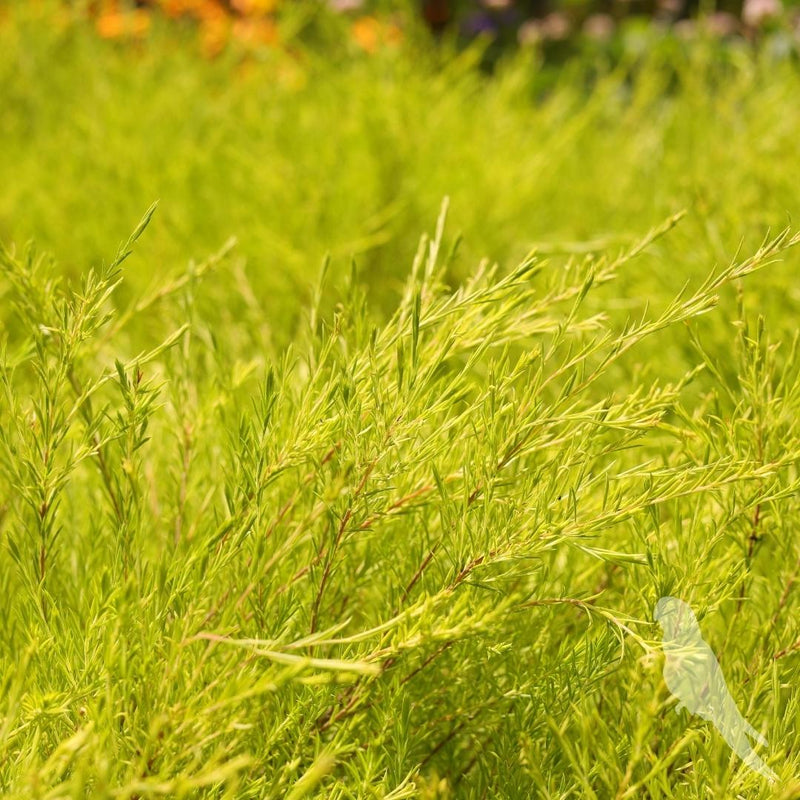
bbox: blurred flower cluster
[453,0,795,47]
[87,0,278,54]
[48,0,800,56]
[85,0,402,56]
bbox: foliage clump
[1,199,799,797]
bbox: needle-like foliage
[1,199,800,797]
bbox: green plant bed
[1,202,799,796]
[2,5,800,797]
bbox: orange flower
[161,0,198,18]
[193,1,228,23]
[351,15,380,52]
[351,15,402,53]
[96,8,151,39]
[230,0,279,15]
[232,16,278,47]
[96,11,125,38]
[200,15,229,56]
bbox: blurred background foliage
[2,0,800,361]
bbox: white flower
[743,0,782,27]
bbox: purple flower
[461,11,499,36]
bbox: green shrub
[1,200,799,796]
[2,6,800,797]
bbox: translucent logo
[654,596,777,783]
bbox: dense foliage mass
[1,5,800,798]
